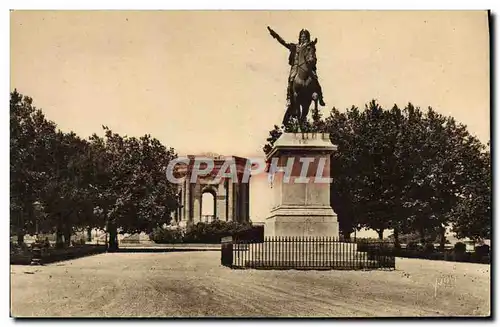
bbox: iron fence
[221,236,395,270]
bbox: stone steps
[240,259,391,270]
[234,252,369,260]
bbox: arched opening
[201,189,217,223]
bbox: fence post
[221,236,233,267]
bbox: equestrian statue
[267,26,326,129]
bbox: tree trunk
[393,227,401,248]
[107,221,118,252]
[377,229,384,240]
[55,229,64,248]
[419,228,426,246]
[16,211,25,245]
[64,225,72,247]
[56,219,65,248]
[16,228,25,245]
[87,227,92,242]
[439,225,446,252]
[341,230,351,241]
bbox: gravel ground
[10,252,490,318]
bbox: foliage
[451,150,491,241]
[10,242,30,256]
[356,239,393,253]
[423,243,435,254]
[406,242,422,251]
[41,131,96,245]
[71,238,87,247]
[150,221,258,244]
[87,127,179,249]
[184,220,254,243]
[10,90,58,242]
[454,242,466,254]
[388,231,447,245]
[150,228,184,244]
[474,244,490,257]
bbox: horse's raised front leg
[282,95,297,127]
[300,100,311,127]
[291,92,300,117]
[282,105,292,126]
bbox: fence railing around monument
[221,236,396,270]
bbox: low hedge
[150,228,184,244]
[150,221,264,244]
[10,243,107,265]
[356,240,490,264]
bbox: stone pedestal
[265,133,339,238]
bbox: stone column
[182,179,187,220]
[177,181,191,228]
[216,182,226,221]
[235,184,241,222]
[225,179,230,221]
[241,182,250,222]
[188,182,194,223]
[265,133,339,237]
[192,184,201,224]
[228,181,235,221]
[242,182,249,222]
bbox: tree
[10,90,57,244]
[402,106,488,249]
[40,131,94,247]
[87,127,179,250]
[325,105,364,239]
[353,101,397,239]
[325,101,411,240]
[451,149,491,241]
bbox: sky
[10,10,490,234]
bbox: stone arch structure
[173,153,251,226]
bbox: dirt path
[10,252,490,317]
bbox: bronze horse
[282,40,320,129]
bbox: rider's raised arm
[275,34,292,50]
[267,26,292,50]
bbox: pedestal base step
[239,242,359,251]
[238,259,393,270]
[234,252,369,261]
